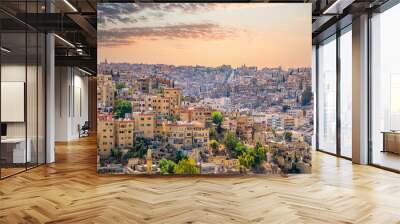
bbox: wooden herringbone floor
[1,136,400,224]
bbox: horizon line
[98,61,311,69]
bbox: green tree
[170,149,188,163]
[211,111,224,133]
[114,99,132,118]
[252,142,266,169]
[224,132,239,154]
[174,158,200,174]
[110,148,123,163]
[209,140,220,155]
[238,151,254,169]
[233,142,248,158]
[116,82,125,90]
[211,111,224,126]
[159,159,176,174]
[131,137,150,158]
[284,132,293,142]
[209,127,218,141]
[301,86,313,106]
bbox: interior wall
[1,60,46,172]
[1,64,27,138]
[72,72,89,138]
[55,67,89,141]
[55,66,69,141]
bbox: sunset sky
[97,3,311,69]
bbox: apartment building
[164,88,182,115]
[165,121,209,150]
[222,118,238,133]
[132,112,156,139]
[192,125,210,149]
[132,92,178,117]
[98,117,115,158]
[131,95,157,113]
[114,119,134,149]
[153,95,172,116]
[236,116,254,143]
[137,77,158,94]
[97,74,114,108]
[282,116,296,130]
[165,122,193,149]
[178,107,211,126]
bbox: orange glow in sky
[98,3,311,68]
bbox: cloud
[97,3,219,26]
[98,23,239,47]
[97,4,141,26]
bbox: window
[318,35,337,154]
[370,4,400,171]
[1,3,46,178]
[340,27,352,158]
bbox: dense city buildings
[97,61,313,174]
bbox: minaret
[146,148,152,174]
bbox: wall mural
[97,3,313,175]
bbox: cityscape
[97,61,313,175]
[97,3,312,175]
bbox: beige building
[137,77,157,94]
[131,87,183,118]
[97,74,114,107]
[192,125,209,149]
[131,94,155,112]
[166,122,193,148]
[133,112,156,139]
[165,121,209,150]
[222,118,237,133]
[97,116,115,158]
[115,119,134,149]
[155,119,168,136]
[209,156,240,170]
[132,94,173,116]
[282,116,296,130]
[164,88,182,115]
[236,116,254,143]
[179,107,210,126]
[287,109,304,118]
[153,95,172,116]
